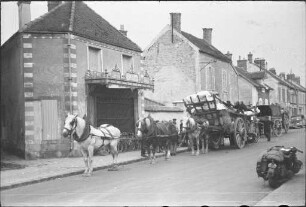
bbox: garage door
[96,91,135,133]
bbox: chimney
[279,72,286,80]
[17,1,31,31]
[119,25,127,36]
[203,28,212,44]
[225,51,232,62]
[237,59,247,70]
[254,58,266,70]
[295,76,300,84]
[269,68,276,75]
[287,73,295,82]
[170,13,181,33]
[247,52,253,63]
[47,1,62,12]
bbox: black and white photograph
[1,1,305,206]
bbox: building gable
[21,1,142,52]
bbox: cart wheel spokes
[234,117,246,149]
[273,120,282,137]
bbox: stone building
[237,52,306,116]
[1,1,153,159]
[142,13,239,111]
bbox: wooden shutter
[42,100,58,140]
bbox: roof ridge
[181,30,230,62]
[21,2,68,33]
[69,1,76,31]
[81,2,142,51]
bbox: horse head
[62,113,78,137]
[182,117,196,133]
[136,115,154,138]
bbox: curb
[1,148,189,191]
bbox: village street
[1,128,305,206]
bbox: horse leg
[195,135,200,156]
[173,136,178,156]
[80,148,89,176]
[204,134,209,154]
[189,136,195,155]
[109,140,119,171]
[151,143,156,164]
[148,144,153,164]
[87,145,94,176]
[165,139,170,160]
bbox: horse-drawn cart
[256,104,289,140]
[183,91,254,150]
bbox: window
[287,89,290,103]
[122,54,133,74]
[282,88,286,102]
[222,70,227,92]
[206,67,215,90]
[88,46,102,72]
[278,87,281,102]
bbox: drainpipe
[67,33,73,152]
[67,33,72,114]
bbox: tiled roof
[181,31,231,63]
[263,83,274,90]
[23,1,142,52]
[235,67,260,87]
[249,71,266,79]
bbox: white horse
[62,113,121,176]
[181,117,209,155]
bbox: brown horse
[136,115,178,164]
[62,113,121,176]
[181,117,209,155]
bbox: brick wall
[200,54,238,103]
[143,30,197,105]
[238,77,253,105]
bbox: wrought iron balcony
[85,66,154,91]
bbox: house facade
[237,52,306,116]
[142,13,238,110]
[1,1,153,159]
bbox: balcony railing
[85,66,154,91]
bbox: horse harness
[68,117,115,145]
[138,118,178,139]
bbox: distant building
[235,67,271,105]
[142,13,239,110]
[236,52,306,116]
[1,1,153,159]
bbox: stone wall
[143,29,197,105]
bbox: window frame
[87,45,103,72]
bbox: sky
[1,1,305,86]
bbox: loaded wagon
[183,91,257,150]
[256,104,289,140]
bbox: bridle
[64,116,78,136]
[137,118,149,135]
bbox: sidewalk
[254,169,305,206]
[0,147,188,191]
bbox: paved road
[1,128,305,206]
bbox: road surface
[1,128,305,206]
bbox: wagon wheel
[273,119,282,137]
[283,113,290,133]
[233,117,246,149]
